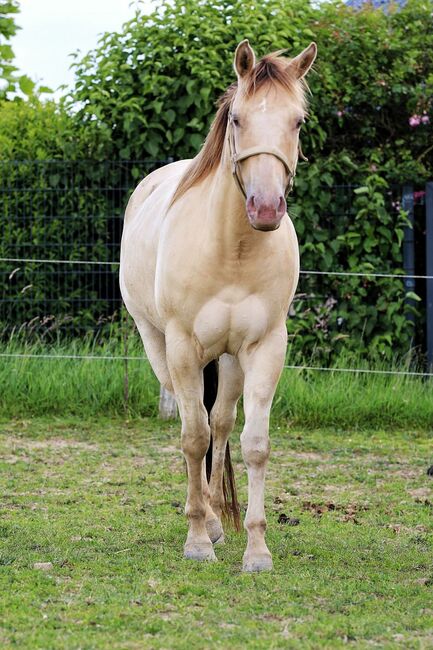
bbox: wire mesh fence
[0,159,430,367]
[0,160,164,337]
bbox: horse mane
[171,52,307,206]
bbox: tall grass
[0,335,159,418]
[0,335,432,429]
[274,363,433,429]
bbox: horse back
[124,159,192,225]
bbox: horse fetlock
[244,517,267,535]
[185,503,207,522]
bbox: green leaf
[189,133,203,150]
[164,109,176,126]
[18,75,35,96]
[144,140,159,157]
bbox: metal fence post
[426,182,433,371]
[402,185,415,326]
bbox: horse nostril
[277,196,286,216]
[246,195,256,212]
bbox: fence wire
[0,258,431,281]
[0,351,432,377]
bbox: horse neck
[205,142,259,252]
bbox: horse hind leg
[135,317,174,393]
[207,354,244,543]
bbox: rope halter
[227,112,304,199]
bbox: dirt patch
[301,500,369,524]
[408,487,433,500]
[160,444,180,454]
[3,454,32,464]
[5,435,99,452]
[273,450,328,462]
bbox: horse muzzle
[246,195,286,232]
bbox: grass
[1,336,433,429]
[1,417,432,648]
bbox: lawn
[1,417,432,649]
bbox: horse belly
[193,294,268,358]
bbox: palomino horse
[120,40,317,572]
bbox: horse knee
[240,430,270,467]
[181,416,210,461]
[210,405,236,438]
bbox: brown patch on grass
[3,454,32,464]
[302,500,369,519]
[5,435,98,452]
[160,444,180,454]
[273,450,328,461]
[387,523,429,534]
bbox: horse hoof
[214,532,225,545]
[184,542,217,562]
[206,518,224,545]
[242,553,273,573]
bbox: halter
[227,112,303,199]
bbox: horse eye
[296,118,305,129]
[231,114,240,127]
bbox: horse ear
[289,42,317,79]
[234,40,256,80]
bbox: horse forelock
[170,52,307,206]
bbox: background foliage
[68,0,433,181]
[1,0,432,361]
[0,0,52,99]
[0,0,21,98]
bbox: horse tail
[203,360,241,531]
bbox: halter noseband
[227,112,303,199]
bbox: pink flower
[409,115,421,127]
[421,115,430,124]
[336,110,344,118]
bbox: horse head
[229,40,317,231]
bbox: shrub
[2,0,432,361]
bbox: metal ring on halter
[227,112,301,199]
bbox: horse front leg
[166,329,216,562]
[207,354,244,543]
[238,327,287,572]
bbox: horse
[120,39,317,572]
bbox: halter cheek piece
[227,112,306,199]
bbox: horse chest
[192,292,269,357]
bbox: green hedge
[1,0,432,361]
[67,0,432,361]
